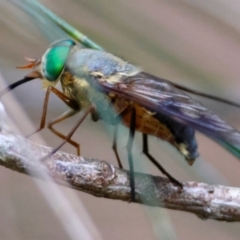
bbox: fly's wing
[97,72,240,158]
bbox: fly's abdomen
[155,112,199,165]
[113,98,199,164]
[121,104,174,140]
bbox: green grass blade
[27,0,104,51]
[217,140,240,158]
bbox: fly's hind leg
[112,125,123,169]
[142,133,183,188]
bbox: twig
[0,129,240,222]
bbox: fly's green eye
[42,39,76,82]
[51,39,76,48]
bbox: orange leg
[27,85,80,136]
[28,86,81,155]
[48,110,81,155]
[41,106,95,161]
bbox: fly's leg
[48,107,100,155]
[111,105,135,169]
[27,85,80,136]
[41,106,95,161]
[142,133,183,188]
[112,125,123,169]
[27,86,81,155]
[48,109,80,155]
[91,109,99,122]
[126,107,137,201]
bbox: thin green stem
[31,1,104,51]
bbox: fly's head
[17,39,77,88]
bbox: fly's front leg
[27,85,79,137]
[142,133,183,188]
[28,85,81,155]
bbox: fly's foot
[169,177,183,191]
[129,177,136,203]
[129,191,136,203]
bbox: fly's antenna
[0,77,36,98]
[0,57,41,98]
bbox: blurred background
[1,0,240,239]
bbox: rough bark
[0,129,240,222]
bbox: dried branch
[0,129,240,222]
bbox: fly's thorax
[60,71,92,109]
[61,48,141,122]
[60,70,116,122]
[62,47,143,123]
[66,48,141,82]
